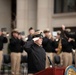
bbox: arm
[64,31,76,39]
[68,38,76,49]
[24,40,34,53]
[42,38,49,46]
[62,38,68,48]
[3,37,8,43]
[62,25,76,38]
[20,39,25,46]
[24,37,39,52]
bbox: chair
[54,55,60,66]
[21,55,28,75]
[2,54,11,75]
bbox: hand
[62,25,65,30]
[68,38,73,42]
[33,37,39,41]
[18,35,22,39]
[2,31,7,35]
[6,33,9,37]
[21,35,25,39]
[55,48,59,51]
[25,37,28,41]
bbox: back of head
[43,29,50,34]
[65,28,71,32]
[29,27,33,31]
[28,27,35,35]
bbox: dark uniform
[62,37,73,67]
[24,40,46,74]
[9,37,25,53]
[0,35,8,50]
[64,31,76,49]
[27,35,33,41]
[63,30,76,67]
[43,37,55,53]
[42,37,55,67]
[9,32,25,75]
[0,35,8,70]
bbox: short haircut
[29,27,33,31]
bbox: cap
[43,29,50,33]
[35,29,43,35]
[33,33,43,39]
[12,29,19,34]
[57,31,61,35]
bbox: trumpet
[2,32,9,37]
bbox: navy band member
[9,30,25,75]
[42,29,55,68]
[27,27,35,41]
[0,31,8,70]
[62,36,74,67]
[53,31,63,66]
[62,25,76,49]
[62,25,76,67]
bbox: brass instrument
[57,39,62,55]
[2,32,9,37]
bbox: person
[9,30,25,75]
[62,34,73,67]
[42,29,55,68]
[62,25,76,48]
[27,27,35,41]
[0,31,8,70]
[24,33,46,75]
[53,31,63,66]
[62,25,76,67]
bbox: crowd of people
[0,25,76,75]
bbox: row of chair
[1,54,28,75]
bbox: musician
[0,31,8,70]
[24,33,46,75]
[62,25,76,67]
[62,34,73,67]
[9,30,25,75]
[27,27,35,41]
[54,31,63,66]
[42,29,55,68]
[62,25,76,49]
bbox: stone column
[37,0,49,30]
[17,0,37,35]
[16,0,26,32]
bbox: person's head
[56,31,61,39]
[66,28,71,32]
[29,27,35,35]
[33,34,43,46]
[43,29,51,38]
[11,31,19,38]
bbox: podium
[34,67,65,75]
